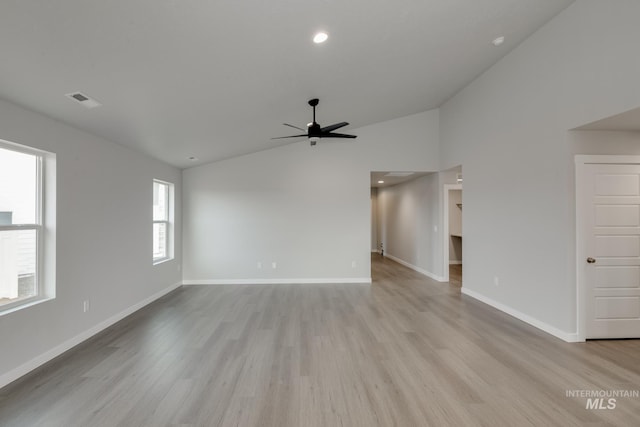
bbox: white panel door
[583,164,640,338]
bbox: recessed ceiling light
[491,36,505,46]
[313,32,328,44]
[378,180,384,184]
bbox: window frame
[0,140,52,315]
[153,179,174,265]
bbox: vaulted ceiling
[0,0,574,168]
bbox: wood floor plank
[1,254,639,426]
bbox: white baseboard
[449,260,462,265]
[460,287,579,343]
[384,254,446,282]
[183,277,372,285]
[0,281,182,390]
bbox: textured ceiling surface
[0,0,574,168]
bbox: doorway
[443,183,462,284]
[370,171,434,281]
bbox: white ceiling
[0,0,574,168]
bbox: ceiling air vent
[65,92,102,109]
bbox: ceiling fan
[273,98,357,146]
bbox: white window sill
[0,296,54,317]
[153,257,173,266]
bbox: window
[0,140,55,314]
[153,179,174,264]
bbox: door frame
[443,183,462,282]
[575,154,640,341]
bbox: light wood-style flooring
[449,264,462,287]
[1,254,639,426]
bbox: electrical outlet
[494,276,500,287]
[272,262,277,269]
[83,300,90,313]
[351,260,357,268]
[257,261,262,269]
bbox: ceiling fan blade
[321,122,349,133]
[323,132,357,139]
[283,123,305,131]
[271,134,307,140]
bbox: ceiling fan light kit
[273,98,357,146]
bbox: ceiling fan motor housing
[308,122,321,135]
[308,122,321,146]
[273,98,356,143]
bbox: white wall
[183,110,439,283]
[568,131,640,156]
[377,173,442,279]
[0,98,182,387]
[439,0,640,340]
